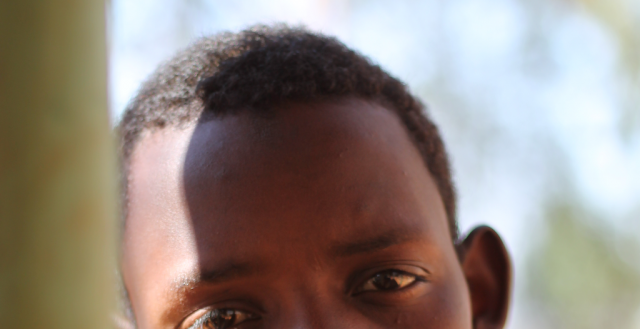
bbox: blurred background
[107,1,640,328]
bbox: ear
[458,226,512,329]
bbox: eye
[355,270,425,294]
[189,309,258,329]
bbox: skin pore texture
[122,97,511,329]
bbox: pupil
[373,271,401,290]
[206,309,236,329]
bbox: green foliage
[527,203,640,329]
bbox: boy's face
[122,98,510,329]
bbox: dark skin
[122,97,511,329]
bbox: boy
[118,25,511,329]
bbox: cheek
[421,265,473,329]
[425,280,473,328]
[357,290,471,329]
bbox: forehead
[123,98,452,323]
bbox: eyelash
[186,268,427,328]
[188,309,257,329]
[353,269,427,295]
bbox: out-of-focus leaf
[527,202,640,329]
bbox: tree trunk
[0,1,116,328]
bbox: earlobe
[458,226,512,329]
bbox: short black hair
[118,24,458,240]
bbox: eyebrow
[173,261,262,292]
[173,229,423,292]
[330,228,422,258]
[163,262,262,322]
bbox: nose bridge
[272,270,379,329]
[280,284,352,329]
[283,259,336,328]
[268,242,374,329]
